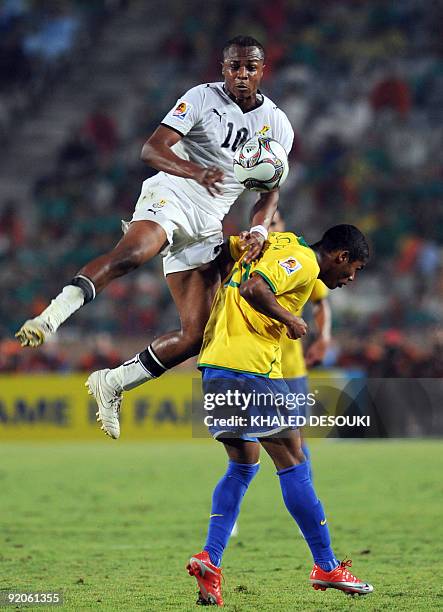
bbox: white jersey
[159,82,294,221]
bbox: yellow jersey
[198,232,320,378]
[280,279,329,378]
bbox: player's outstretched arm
[241,190,279,263]
[141,125,224,196]
[305,298,331,367]
[239,273,307,339]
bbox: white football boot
[15,317,53,347]
[85,369,122,439]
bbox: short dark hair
[223,36,265,60]
[317,224,370,263]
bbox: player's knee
[185,332,204,355]
[181,322,206,353]
[294,446,306,465]
[278,443,306,467]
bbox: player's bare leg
[15,221,167,347]
[151,262,221,366]
[222,438,261,464]
[88,260,221,438]
[77,220,167,292]
[259,430,306,470]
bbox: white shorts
[128,174,224,276]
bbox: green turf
[1,440,442,611]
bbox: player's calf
[15,276,95,347]
[15,222,165,348]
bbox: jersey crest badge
[257,124,270,136]
[279,257,302,275]
[172,101,191,120]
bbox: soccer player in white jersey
[16,36,294,438]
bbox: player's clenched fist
[196,166,224,197]
[285,315,308,340]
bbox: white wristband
[249,225,268,240]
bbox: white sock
[38,285,85,332]
[105,355,154,392]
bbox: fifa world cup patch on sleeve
[172,101,191,120]
[279,257,302,275]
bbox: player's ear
[337,250,350,263]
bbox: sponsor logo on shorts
[172,101,191,120]
[279,257,302,275]
[145,199,166,215]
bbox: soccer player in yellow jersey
[271,212,331,381]
[271,210,331,473]
[187,224,373,605]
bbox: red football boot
[187,551,224,606]
[310,559,373,596]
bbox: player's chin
[323,279,337,290]
[327,280,345,289]
[234,87,250,98]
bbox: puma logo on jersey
[212,108,226,121]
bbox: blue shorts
[201,367,301,442]
[285,376,310,419]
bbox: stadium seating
[0,0,442,375]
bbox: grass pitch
[1,440,442,611]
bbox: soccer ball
[233,136,289,192]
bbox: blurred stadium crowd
[0,0,127,141]
[0,0,442,376]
